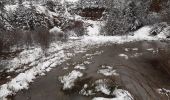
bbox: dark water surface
[9,41,170,100]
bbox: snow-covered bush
[49,27,67,41]
[104,1,143,35]
[46,1,56,12]
[62,20,85,36]
[157,26,170,38]
[103,0,170,35]
[9,4,50,31]
[150,22,168,36]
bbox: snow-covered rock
[119,54,129,60]
[93,89,134,100]
[98,65,119,76]
[59,70,83,90]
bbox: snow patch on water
[157,88,170,95]
[119,54,129,60]
[74,64,86,70]
[93,89,134,100]
[59,70,83,90]
[130,53,143,58]
[98,65,119,76]
[95,79,111,95]
[132,48,138,51]
[147,48,154,51]
[79,84,95,96]
[125,48,130,52]
[80,79,134,100]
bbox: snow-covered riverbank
[0,25,170,100]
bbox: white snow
[147,48,154,51]
[93,89,134,100]
[84,61,91,64]
[5,5,18,12]
[98,66,119,76]
[125,48,129,52]
[36,5,59,18]
[130,53,143,58]
[79,84,95,96]
[61,0,79,3]
[49,27,63,34]
[66,0,79,2]
[132,48,138,51]
[7,48,43,72]
[157,26,170,39]
[85,51,103,57]
[0,49,71,99]
[95,79,111,95]
[36,5,48,14]
[85,20,105,36]
[157,88,170,95]
[132,26,154,40]
[93,79,133,100]
[59,70,83,90]
[74,64,86,70]
[119,54,129,60]
[63,67,69,70]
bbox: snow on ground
[74,64,86,70]
[0,49,70,99]
[132,26,153,40]
[98,65,119,76]
[119,54,129,60]
[92,89,134,100]
[7,48,43,72]
[59,70,83,90]
[0,40,89,99]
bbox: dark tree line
[0,0,86,53]
[0,1,56,52]
[103,0,170,35]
